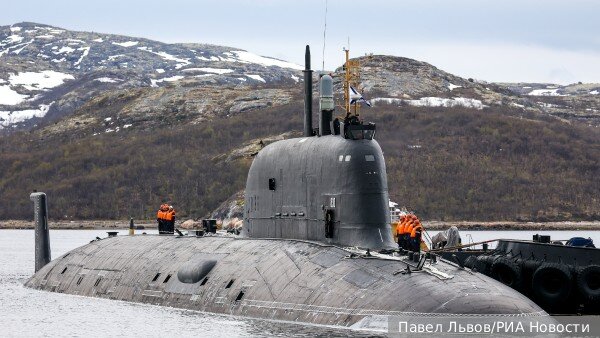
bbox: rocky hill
[335,55,600,127]
[0,23,598,222]
[0,22,301,131]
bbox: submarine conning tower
[243,46,395,250]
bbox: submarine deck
[26,234,545,327]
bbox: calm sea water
[1,229,598,337]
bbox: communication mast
[342,48,361,118]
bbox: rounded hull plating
[26,235,545,328]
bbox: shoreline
[1,220,600,231]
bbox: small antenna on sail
[321,0,328,71]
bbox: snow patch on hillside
[183,68,234,74]
[371,97,485,109]
[150,75,184,87]
[246,74,266,82]
[0,102,54,128]
[2,35,24,44]
[112,41,139,47]
[9,71,74,91]
[11,39,34,54]
[447,83,461,91]
[0,86,29,105]
[74,47,90,67]
[138,47,191,69]
[95,77,120,83]
[231,51,302,70]
[527,88,563,96]
[54,46,76,54]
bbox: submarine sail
[243,46,394,250]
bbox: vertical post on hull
[303,45,313,137]
[129,217,135,235]
[30,192,51,272]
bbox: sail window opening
[225,279,235,289]
[94,278,101,287]
[76,276,84,285]
[163,274,172,283]
[61,267,67,274]
[344,155,351,162]
[338,155,344,162]
[365,155,375,162]
[200,277,209,286]
[268,178,276,190]
[152,273,161,282]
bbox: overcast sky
[2,0,599,84]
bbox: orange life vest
[400,219,408,235]
[165,210,175,221]
[405,220,414,235]
[395,216,406,235]
[410,223,423,238]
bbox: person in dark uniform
[410,220,423,252]
[165,206,176,234]
[157,204,169,234]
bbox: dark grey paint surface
[30,192,51,272]
[243,135,395,250]
[26,235,546,327]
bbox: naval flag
[349,86,371,107]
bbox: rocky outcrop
[0,22,302,132]
[208,190,244,231]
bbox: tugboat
[434,232,600,315]
[25,46,548,330]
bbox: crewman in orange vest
[404,216,415,250]
[410,220,424,252]
[157,204,170,234]
[395,215,406,248]
[164,205,176,234]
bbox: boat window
[344,155,351,162]
[338,155,343,162]
[225,279,235,289]
[365,155,375,161]
[200,277,209,286]
[76,276,84,285]
[163,274,172,283]
[94,278,101,287]
[152,273,161,282]
[61,267,67,274]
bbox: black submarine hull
[26,235,546,328]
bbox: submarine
[26,46,548,330]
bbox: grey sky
[2,0,599,84]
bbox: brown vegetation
[0,101,598,222]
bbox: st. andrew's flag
[349,86,371,107]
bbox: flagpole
[344,48,350,115]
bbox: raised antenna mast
[321,0,328,71]
[342,46,361,118]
